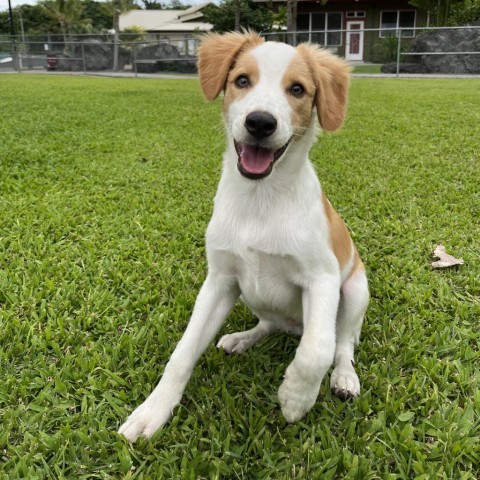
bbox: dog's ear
[297,44,351,132]
[197,31,264,101]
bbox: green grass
[352,64,382,74]
[0,74,479,479]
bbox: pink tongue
[239,144,274,174]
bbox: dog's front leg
[278,275,340,422]
[118,273,239,442]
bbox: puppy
[119,32,369,442]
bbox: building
[258,0,428,63]
[119,3,213,54]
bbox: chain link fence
[1,26,479,76]
[263,25,480,76]
[0,33,200,76]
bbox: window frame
[379,10,416,38]
[296,11,343,47]
[346,11,366,19]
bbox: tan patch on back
[223,51,261,114]
[281,54,316,135]
[321,192,353,271]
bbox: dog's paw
[278,365,319,423]
[217,332,254,354]
[118,398,172,443]
[330,366,360,400]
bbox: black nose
[245,111,277,140]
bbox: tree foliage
[448,0,480,24]
[0,4,57,35]
[100,0,137,20]
[40,0,89,39]
[202,0,273,33]
[409,0,480,25]
[140,0,163,9]
[163,0,190,9]
[0,0,138,36]
[81,0,112,30]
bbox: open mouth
[235,139,291,180]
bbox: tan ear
[197,31,264,101]
[296,44,351,132]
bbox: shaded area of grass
[0,75,479,478]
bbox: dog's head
[197,32,351,180]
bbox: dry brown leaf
[432,245,464,269]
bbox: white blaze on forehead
[226,41,303,154]
[230,41,297,120]
[250,42,298,87]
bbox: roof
[119,7,213,33]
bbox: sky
[0,0,37,11]
[0,0,36,10]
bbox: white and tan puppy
[119,32,369,442]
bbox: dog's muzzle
[236,111,291,180]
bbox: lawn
[352,64,383,74]
[0,74,478,479]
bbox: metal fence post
[25,35,32,70]
[11,36,20,72]
[396,28,402,77]
[82,42,86,73]
[133,43,137,77]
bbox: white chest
[233,249,303,320]
[205,161,340,323]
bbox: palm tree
[41,0,85,48]
[102,0,136,71]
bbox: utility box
[46,52,58,70]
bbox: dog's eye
[235,75,250,89]
[290,83,305,97]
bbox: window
[346,11,366,19]
[297,14,310,31]
[380,10,416,37]
[296,12,343,46]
